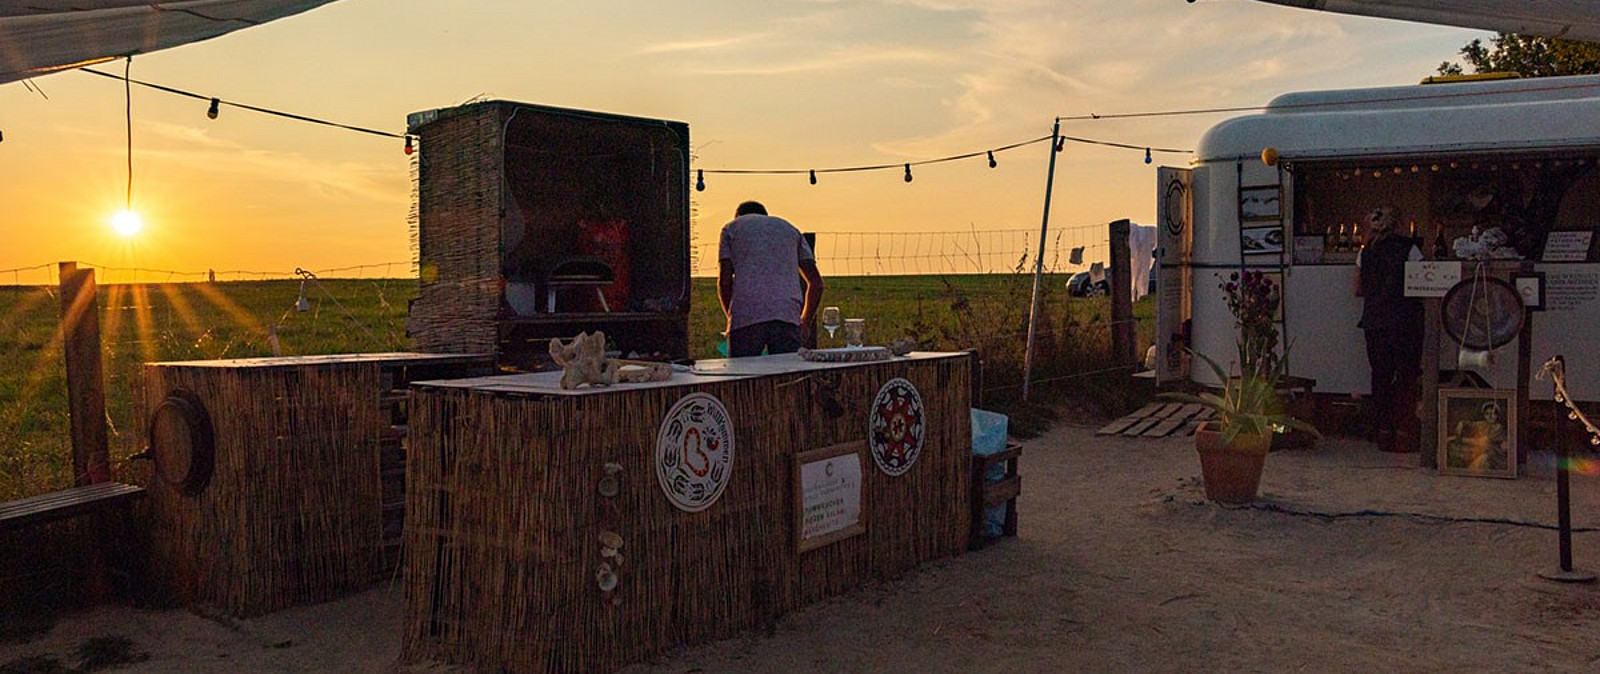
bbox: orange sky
[0,0,1484,282]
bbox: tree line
[1437,33,1600,78]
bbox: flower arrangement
[1220,270,1280,381]
[1160,271,1318,444]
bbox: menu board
[794,442,865,552]
[1404,260,1463,298]
[1542,231,1594,263]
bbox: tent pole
[1022,118,1062,402]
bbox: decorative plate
[655,393,735,512]
[869,377,925,476]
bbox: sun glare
[111,209,144,237]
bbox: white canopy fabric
[0,0,338,85]
[1252,1,1600,42]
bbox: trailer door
[1155,167,1193,384]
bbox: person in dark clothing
[1354,205,1424,452]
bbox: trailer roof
[1249,0,1600,43]
[1196,75,1600,163]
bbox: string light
[81,67,408,143]
[79,64,1200,188]
[695,169,705,192]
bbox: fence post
[1022,118,1063,402]
[1109,219,1137,367]
[58,261,110,485]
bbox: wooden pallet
[1096,402,1214,437]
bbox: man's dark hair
[735,201,768,217]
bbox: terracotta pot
[1194,421,1271,503]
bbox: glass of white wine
[820,306,842,342]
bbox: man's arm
[1352,249,1364,297]
[798,259,824,346]
[717,260,735,324]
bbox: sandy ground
[6,422,1600,673]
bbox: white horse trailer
[1156,74,1600,404]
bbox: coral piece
[549,331,618,389]
[614,360,672,383]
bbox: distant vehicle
[1066,271,1109,297]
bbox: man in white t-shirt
[717,201,825,357]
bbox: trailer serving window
[1288,153,1600,265]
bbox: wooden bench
[0,482,144,532]
[0,482,146,606]
[970,442,1022,550]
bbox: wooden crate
[969,442,1021,549]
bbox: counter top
[412,351,966,395]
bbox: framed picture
[793,441,867,552]
[1239,185,1281,221]
[1241,225,1285,255]
[1513,272,1545,311]
[1437,388,1517,479]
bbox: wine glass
[820,306,842,341]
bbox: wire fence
[2,222,1115,286]
[692,222,1112,277]
[0,261,418,287]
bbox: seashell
[596,563,618,592]
[598,531,624,550]
[601,546,619,559]
[598,476,619,498]
[603,462,623,475]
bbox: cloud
[686,44,953,76]
[130,121,404,205]
[636,34,768,55]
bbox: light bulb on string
[404,136,414,155]
[1144,148,1152,164]
[903,164,913,183]
[809,169,817,185]
[207,98,220,119]
[1054,138,1065,152]
[987,151,997,168]
[695,169,705,192]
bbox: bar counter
[401,351,976,673]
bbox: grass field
[0,274,1152,500]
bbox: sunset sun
[111,209,144,237]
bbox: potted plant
[1161,271,1320,503]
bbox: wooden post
[58,261,110,485]
[1420,297,1441,468]
[1109,219,1137,366]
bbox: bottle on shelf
[1330,223,1347,252]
